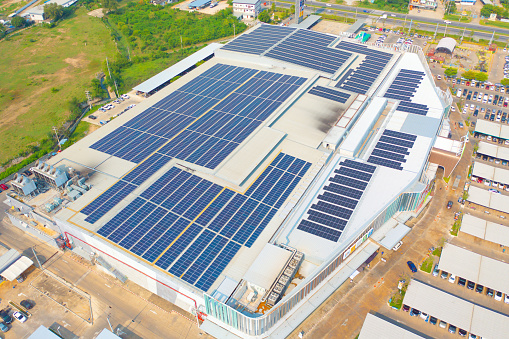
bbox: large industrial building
[4,24,452,337]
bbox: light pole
[107,314,113,332]
[444,21,448,37]
[31,247,43,269]
[52,126,61,151]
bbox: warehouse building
[4,24,451,338]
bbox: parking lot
[365,27,431,50]
[83,90,145,126]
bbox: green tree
[461,70,476,80]
[11,16,26,28]
[44,3,64,21]
[444,67,457,78]
[91,78,104,98]
[475,72,488,82]
[68,97,82,120]
[102,0,118,13]
[258,10,270,23]
[480,4,507,18]
[271,2,275,12]
[501,78,509,87]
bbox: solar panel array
[90,64,305,170]
[367,130,417,170]
[396,101,429,116]
[308,86,351,103]
[221,24,295,55]
[335,41,393,95]
[296,159,376,242]
[383,69,425,102]
[265,29,351,74]
[81,153,172,223]
[95,153,311,292]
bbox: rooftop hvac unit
[273,283,284,294]
[289,259,299,268]
[268,293,278,304]
[284,267,294,276]
[37,162,45,170]
[47,165,54,174]
[278,275,289,285]
[50,167,57,175]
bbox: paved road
[0,192,208,339]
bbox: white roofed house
[21,0,78,22]
[232,0,261,19]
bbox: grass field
[0,7,117,164]
[419,256,434,273]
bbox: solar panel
[94,153,309,292]
[308,86,351,103]
[383,69,424,103]
[368,130,417,170]
[382,129,417,141]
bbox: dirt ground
[87,8,104,18]
[311,20,352,36]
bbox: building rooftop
[461,214,509,247]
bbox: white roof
[403,279,473,330]
[0,256,33,281]
[242,244,292,290]
[438,243,480,283]
[433,136,462,154]
[477,141,509,161]
[0,248,20,272]
[461,214,509,247]
[378,223,411,250]
[27,326,61,339]
[133,43,221,93]
[467,185,509,213]
[404,279,509,338]
[438,243,509,294]
[475,119,509,139]
[472,161,509,184]
[436,37,457,53]
[358,313,429,339]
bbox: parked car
[475,284,484,293]
[402,304,410,312]
[495,291,503,301]
[20,300,33,310]
[410,308,421,317]
[12,311,26,323]
[393,241,403,251]
[440,270,449,279]
[0,184,8,191]
[458,277,467,287]
[16,274,24,283]
[0,322,8,332]
[0,311,12,324]
[447,201,453,209]
[439,320,447,328]
[448,274,456,283]
[429,316,438,325]
[459,328,468,337]
[449,324,457,334]
[467,281,475,290]
[432,264,440,277]
[420,312,429,321]
[407,261,417,273]
[504,293,509,304]
[89,115,97,120]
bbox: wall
[6,213,59,248]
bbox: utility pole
[233,23,236,38]
[460,26,466,44]
[52,127,61,151]
[444,21,448,37]
[408,19,413,37]
[105,57,119,98]
[489,31,495,45]
[180,35,183,53]
[434,22,438,40]
[85,90,92,110]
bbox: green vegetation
[481,4,508,18]
[0,6,117,165]
[315,13,356,24]
[502,78,509,87]
[62,121,93,150]
[444,176,450,183]
[443,14,471,23]
[104,4,245,92]
[420,256,434,273]
[11,16,26,28]
[258,9,270,22]
[444,67,458,78]
[389,281,408,310]
[462,70,488,82]
[463,191,469,201]
[432,247,442,257]
[451,219,461,236]
[358,0,409,14]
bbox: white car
[505,294,509,304]
[495,291,503,301]
[437,75,442,80]
[393,241,403,251]
[121,94,130,99]
[470,104,475,110]
[13,311,27,323]
[448,274,456,283]
[451,106,456,112]
[462,107,467,114]
[420,312,428,320]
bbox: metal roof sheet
[403,279,473,330]
[470,306,509,339]
[460,214,486,239]
[290,15,321,29]
[378,223,411,250]
[467,185,509,213]
[477,141,509,161]
[474,120,505,138]
[359,313,431,339]
[438,243,481,283]
[133,43,221,93]
[1,256,33,281]
[484,221,509,247]
[478,255,509,294]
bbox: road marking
[74,270,91,286]
[150,310,157,315]
[62,259,68,263]
[105,284,111,288]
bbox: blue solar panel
[194,241,241,291]
[82,181,137,224]
[368,130,416,170]
[297,160,375,241]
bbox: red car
[0,184,8,191]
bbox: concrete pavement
[0,195,209,339]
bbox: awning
[1,256,33,281]
[379,223,411,250]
